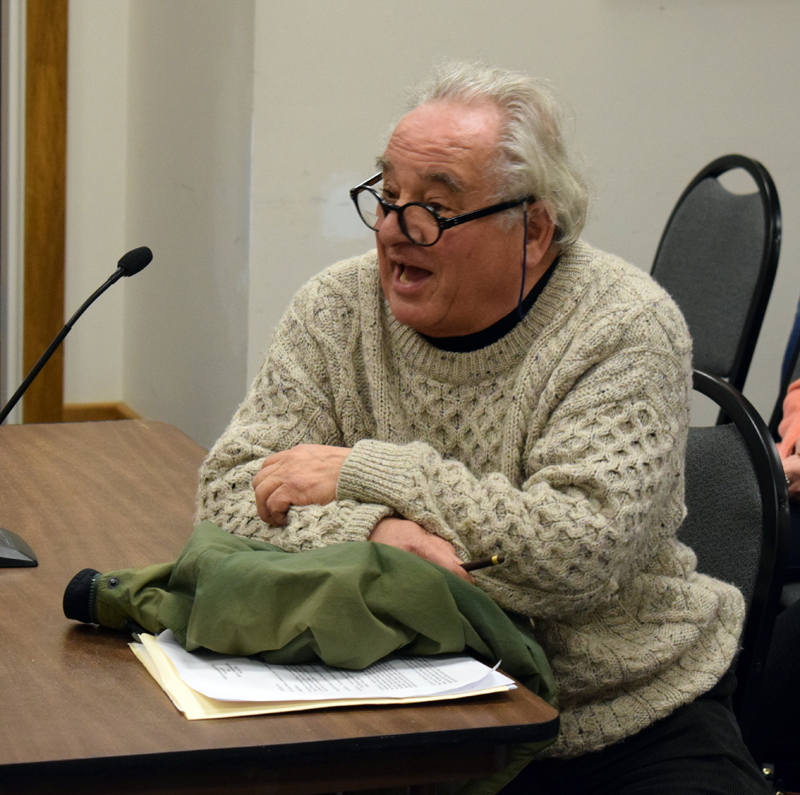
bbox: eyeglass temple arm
[443,197,535,229]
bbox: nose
[375,205,408,247]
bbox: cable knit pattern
[196,241,744,758]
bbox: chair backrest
[651,155,781,401]
[681,370,789,741]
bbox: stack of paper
[131,630,516,721]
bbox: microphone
[117,245,153,277]
[0,246,152,567]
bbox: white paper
[155,630,515,703]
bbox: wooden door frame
[22,0,67,423]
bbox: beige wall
[65,0,254,447]
[65,0,128,404]
[63,0,800,445]
[122,0,254,447]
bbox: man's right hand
[368,517,474,583]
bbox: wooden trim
[22,0,68,423]
[62,402,142,423]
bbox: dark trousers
[500,671,771,795]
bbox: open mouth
[397,264,431,285]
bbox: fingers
[369,518,474,583]
[415,546,475,583]
[253,465,277,524]
[252,445,352,525]
[784,455,800,502]
[253,480,289,526]
[422,536,474,583]
[253,461,295,525]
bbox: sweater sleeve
[337,300,692,619]
[196,276,393,550]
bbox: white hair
[406,61,589,249]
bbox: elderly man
[197,63,768,793]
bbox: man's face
[376,100,526,338]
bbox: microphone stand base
[0,527,38,567]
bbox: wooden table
[0,421,558,794]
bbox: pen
[462,553,506,572]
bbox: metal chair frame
[685,370,790,738]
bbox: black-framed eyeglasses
[349,173,535,247]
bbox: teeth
[399,267,411,284]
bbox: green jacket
[88,521,557,793]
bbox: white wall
[65,0,128,405]
[64,0,800,445]
[123,0,254,448]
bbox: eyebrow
[376,156,465,194]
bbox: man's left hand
[785,452,800,502]
[253,444,351,525]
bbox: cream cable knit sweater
[196,241,744,758]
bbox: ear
[524,202,557,267]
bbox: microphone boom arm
[0,268,123,425]
[0,246,152,568]
[0,245,151,426]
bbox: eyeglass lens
[355,189,441,246]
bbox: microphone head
[118,246,153,277]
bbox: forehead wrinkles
[377,153,466,194]
[380,103,502,197]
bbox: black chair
[651,156,781,414]
[681,370,789,747]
